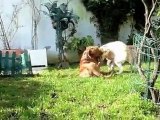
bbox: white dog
[100,41,128,74]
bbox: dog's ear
[82,49,92,59]
[86,46,103,58]
[85,46,95,58]
[102,49,114,60]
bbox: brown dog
[79,46,103,77]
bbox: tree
[26,0,41,50]
[137,0,159,103]
[0,4,23,50]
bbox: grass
[0,64,160,120]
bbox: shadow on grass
[47,62,79,71]
[0,79,38,108]
[0,76,55,119]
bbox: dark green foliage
[81,0,147,43]
[64,35,94,54]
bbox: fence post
[0,51,2,74]
[4,51,9,75]
[18,56,23,74]
[23,50,32,75]
[11,52,16,75]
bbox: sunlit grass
[0,63,160,120]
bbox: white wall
[0,0,101,64]
[118,16,134,44]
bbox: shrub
[64,35,94,55]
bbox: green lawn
[0,64,160,120]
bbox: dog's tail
[101,71,114,79]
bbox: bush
[64,35,94,55]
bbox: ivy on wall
[81,0,147,43]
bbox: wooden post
[4,51,9,75]
[24,51,33,75]
[0,51,2,74]
[18,56,23,74]
[11,52,16,75]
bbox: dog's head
[80,46,103,62]
[85,46,103,58]
[100,49,114,61]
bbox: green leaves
[64,35,94,52]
